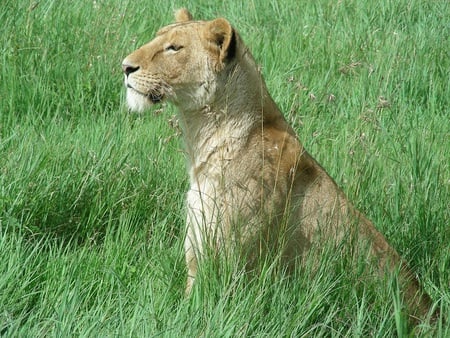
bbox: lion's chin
[126,89,154,112]
[126,88,165,112]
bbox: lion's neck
[177,101,258,179]
[176,52,285,181]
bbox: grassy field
[1,0,449,336]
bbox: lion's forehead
[156,21,206,37]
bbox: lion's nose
[122,63,140,76]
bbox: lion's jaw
[123,60,217,113]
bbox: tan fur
[122,9,437,323]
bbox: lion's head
[122,9,237,112]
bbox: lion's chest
[185,144,261,244]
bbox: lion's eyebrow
[156,25,176,36]
[156,23,182,36]
[156,27,170,36]
[156,22,204,36]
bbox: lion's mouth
[148,92,164,104]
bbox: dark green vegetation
[1,0,448,336]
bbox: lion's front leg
[184,185,218,295]
[184,234,198,295]
[184,207,205,295]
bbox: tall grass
[1,0,449,336]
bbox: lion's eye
[165,44,183,52]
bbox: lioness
[122,9,436,322]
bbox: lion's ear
[175,8,193,23]
[204,18,236,64]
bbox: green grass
[1,0,449,336]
